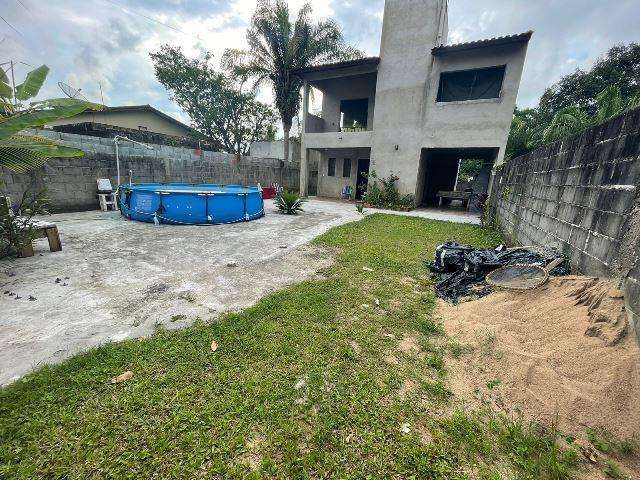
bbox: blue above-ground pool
[118,183,264,225]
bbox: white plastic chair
[97,178,118,212]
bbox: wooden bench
[18,218,62,258]
[436,190,472,210]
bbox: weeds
[603,459,628,479]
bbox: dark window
[437,65,506,102]
[328,158,336,177]
[340,99,368,131]
[343,158,351,177]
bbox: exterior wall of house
[316,74,377,133]
[316,148,370,198]
[369,0,447,196]
[423,43,529,164]
[46,110,193,137]
[301,0,529,201]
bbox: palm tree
[542,106,591,144]
[223,0,362,162]
[1,64,102,174]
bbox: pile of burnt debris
[426,242,569,303]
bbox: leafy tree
[542,106,591,144]
[223,0,362,162]
[150,45,277,157]
[538,43,640,120]
[506,42,640,159]
[0,64,102,173]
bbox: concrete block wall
[489,107,640,341]
[1,130,300,212]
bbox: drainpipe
[114,135,154,187]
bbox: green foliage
[150,45,277,156]
[223,0,363,160]
[506,43,640,159]
[603,460,628,479]
[364,171,415,210]
[0,189,49,259]
[274,190,305,214]
[542,106,591,144]
[539,43,640,119]
[0,65,102,173]
[437,409,579,479]
[618,437,639,456]
[14,65,49,101]
[458,159,484,183]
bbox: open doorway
[417,148,498,208]
[355,159,370,200]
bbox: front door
[355,159,370,200]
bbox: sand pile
[440,275,640,441]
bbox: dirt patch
[398,334,420,354]
[440,275,640,441]
[398,378,417,400]
[241,431,265,471]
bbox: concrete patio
[0,198,479,384]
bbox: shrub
[363,170,415,210]
[274,190,304,215]
[0,189,49,259]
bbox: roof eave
[292,57,380,78]
[432,31,533,56]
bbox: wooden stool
[18,219,62,258]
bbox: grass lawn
[0,214,581,479]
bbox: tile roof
[432,31,533,55]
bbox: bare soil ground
[440,276,640,478]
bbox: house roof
[93,104,195,133]
[432,31,533,56]
[292,57,380,76]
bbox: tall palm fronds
[542,106,591,144]
[0,65,103,173]
[223,0,362,161]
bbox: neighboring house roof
[292,57,380,76]
[87,104,196,134]
[432,31,533,56]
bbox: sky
[3,0,640,131]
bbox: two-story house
[295,0,532,205]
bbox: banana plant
[0,64,103,173]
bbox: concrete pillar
[300,148,309,197]
[299,81,310,196]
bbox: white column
[299,80,310,197]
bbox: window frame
[328,157,336,177]
[436,65,507,103]
[342,158,351,178]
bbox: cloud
[2,0,639,121]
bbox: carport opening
[417,147,498,208]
